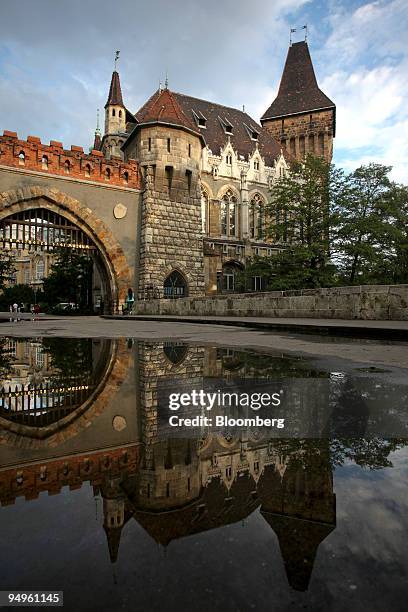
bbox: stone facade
[0,40,337,308]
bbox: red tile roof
[135,90,286,165]
[136,88,201,137]
[261,42,335,121]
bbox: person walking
[125,288,135,315]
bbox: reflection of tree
[41,338,94,383]
[0,339,14,379]
[218,349,329,379]
[330,438,407,469]
[269,437,408,470]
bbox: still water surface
[0,337,407,612]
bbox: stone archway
[0,186,132,310]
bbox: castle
[0,40,335,311]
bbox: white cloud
[318,0,408,182]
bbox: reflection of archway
[220,260,244,293]
[163,270,188,299]
[0,339,132,449]
[0,186,132,311]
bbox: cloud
[318,0,408,182]
[0,0,309,150]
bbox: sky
[0,0,407,182]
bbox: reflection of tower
[102,477,127,564]
[258,442,336,591]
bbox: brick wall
[0,130,141,189]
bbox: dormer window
[243,123,259,141]
[251,131,258,141]
[225,124,233,135]
[193,110,207,129]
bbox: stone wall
[134,284,408,320]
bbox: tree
[0,284,36,311]
[0,252,15,292]
[263,154,345,289]
[42,248,93,312]
[334,163,395,284]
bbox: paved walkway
[103,313,408,339]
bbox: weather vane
[290,25,308,45]
[114,50,120,70]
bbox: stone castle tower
[124,87,205,298]
[261,41,335,163]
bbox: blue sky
[0,0,407,181]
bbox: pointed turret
[93,108,101,150]
[105,71,124,108]
[261,41,335,162]
[102,66,128,160]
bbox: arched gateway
[0,186,132,312]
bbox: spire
[105,70,124,108]
[93,108,101,150]
[103,524,123,564]
[261,41,335,121]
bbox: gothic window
[308,133,315,153]
[249,193,266,240]
[64,160,70,174]
[18,151,25,166]
[41,155,48,170]
[318,133,324,156]
[35,260,45,280]
[226,153,232,165]
[105,167,111,180]
[164,270,188,298]
[85,164,91,177]
[290,137,296,156]
[112,109,116,117]
[222,262,243,293]
[123,171,129,184]
[299,135,305,158]
[254,159,260,171]
[221,189,237,236]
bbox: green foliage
[41,338,94,382]
[247,158,408,291]
[42,248,93,312]
[0,284,38,311]
[0,252,16,292]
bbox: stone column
[240,170,249,239]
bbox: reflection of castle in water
[0,339,335,592]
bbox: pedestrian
[125,288,135,314]
[13,302,18,313]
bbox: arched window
[163,270,188,298]
[18,151,25,166]
[64,160,70,174]
[254,159,260,171]
[222,261,244,293]
[112,108,116,117]
[105,167,111,180]
[249,193,266,240]
[221,189,237,237]
[119,110,122,118]
[41,155,48,170]
[226,154,232,165]
[123,171,129,184]
[85,164,91,177]
[163,342,188,365]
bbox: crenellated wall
[0,130,141,189]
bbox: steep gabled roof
[105,71,124,108]
[160,92,284,165]
[261,41,335,121]
[136,88,202,138]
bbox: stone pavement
[103,313,408,339]
[1,313,407,370]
